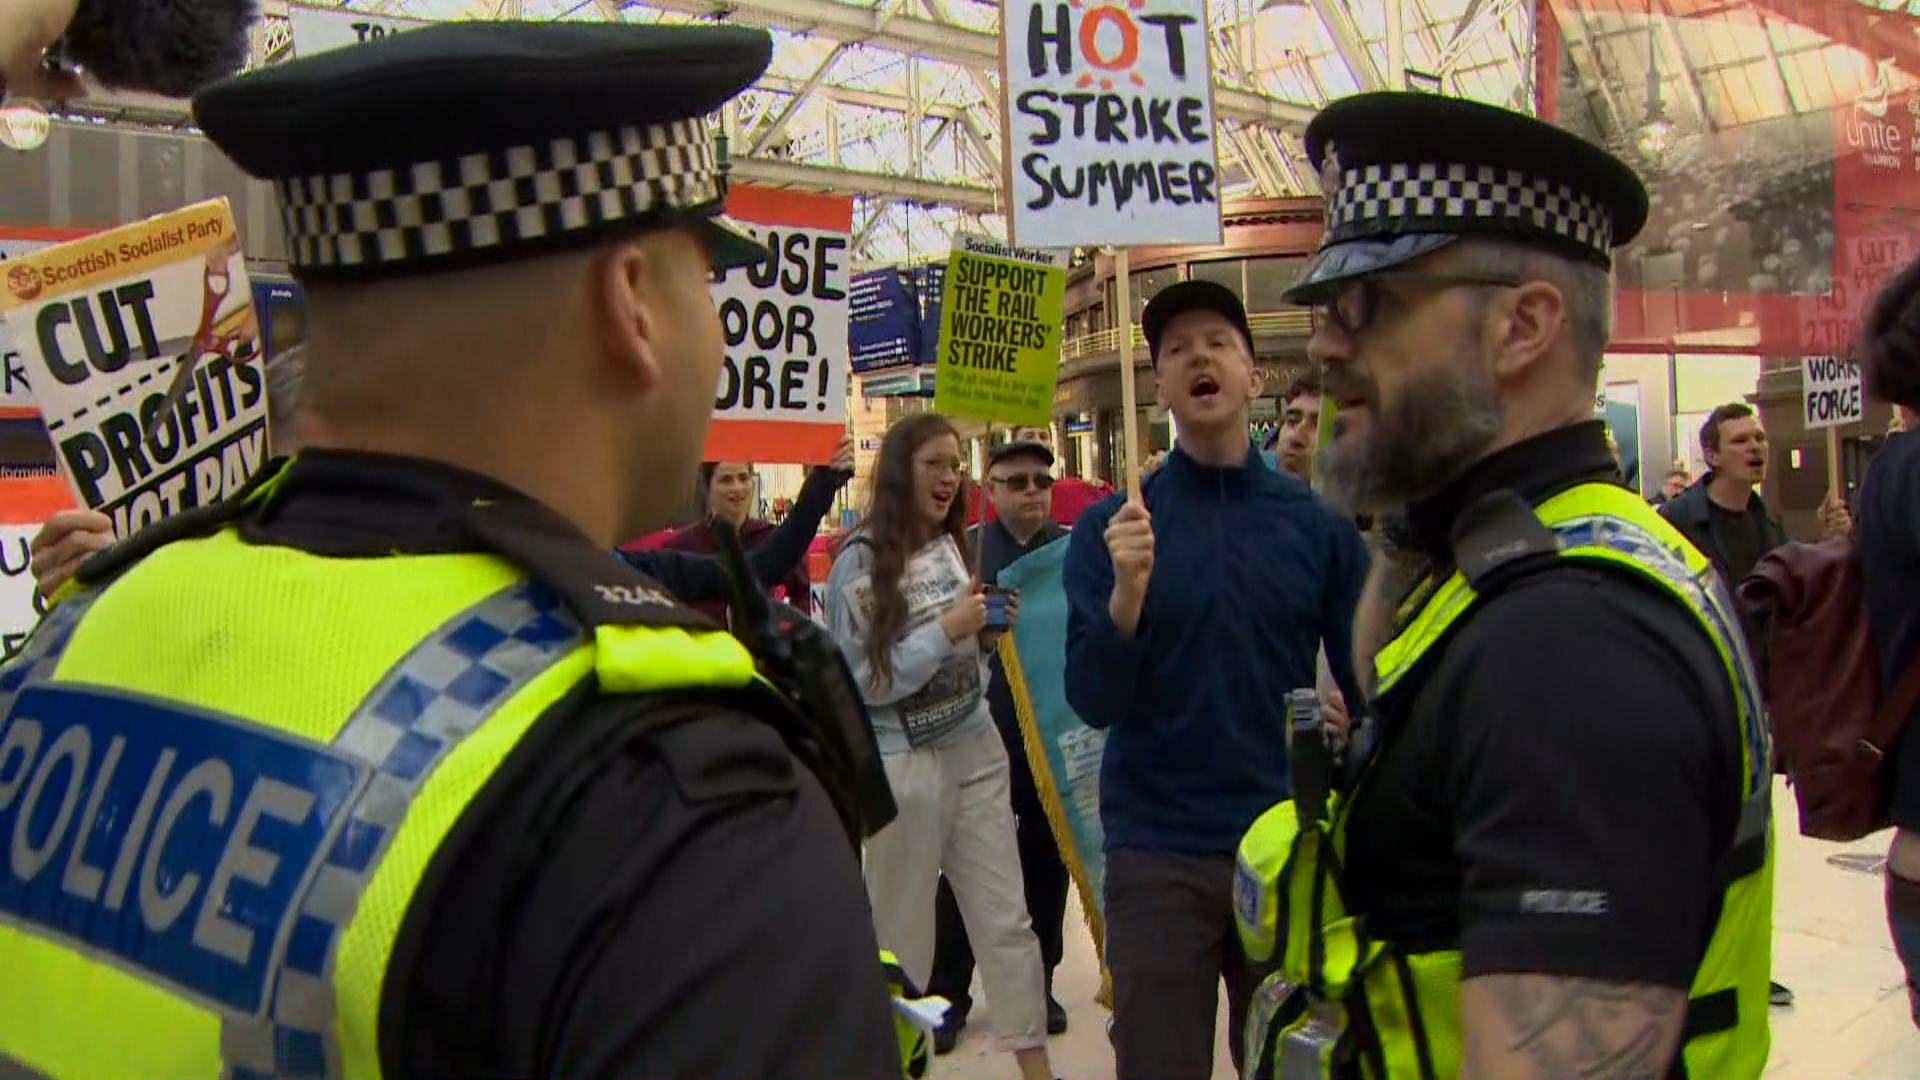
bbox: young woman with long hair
[824,413,1056,1080]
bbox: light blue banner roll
[996,534,1109,971]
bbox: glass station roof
[269,0,1917,263]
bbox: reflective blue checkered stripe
[0,593,97,711]
[1373,501,1773,815]
[206,581,582,1080]
[1549,513,1773,800]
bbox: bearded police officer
[1233,93,1773,1080]
[0,22,910,1080]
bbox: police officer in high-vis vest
[0,21,921,1080]
[1233,93,1774,1080]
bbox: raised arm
[617,546,732,602]
[1062,503,1144,729]
[748,464,847,593]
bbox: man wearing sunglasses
[1234,92,1773,1080]
[929,439,1073,1052]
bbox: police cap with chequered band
[1284,92,1650,305]
[191,21,773,283]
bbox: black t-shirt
[1706,498,1769,585]
[241,452,902,1080]
[1345,423,1744,989]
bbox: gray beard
[1317,345,1505,517]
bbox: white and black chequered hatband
[275,118,720,272]
[1325,161,1614,259]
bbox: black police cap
[1142,280,1254,366]
[1285,92,1650,304]
[192,21,774,283]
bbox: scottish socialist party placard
[1002,0,1222,248]
[0,228,90,419]
[0,199,268,539]
[708,186,853,465]
[933,232,1067,427]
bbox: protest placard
[1803,355,1864,431]
[0,199,269,539]
[286,1,428,57]
[932,232,1067,428]
[0,228,90,419]
[708,186,853,465]
[0,476,73,662]
[1002,0,1223,248]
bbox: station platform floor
[935,780,1919,1079]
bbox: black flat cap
[192,21,773,283]
[1142,280,1253,366]
[987,440,1055,469]
[1285,92,1650,304]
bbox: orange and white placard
[0,227,92,420]
[706,186,853,465]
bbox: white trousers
[864,723,1049,1050]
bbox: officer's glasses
[1310,270,1524,338]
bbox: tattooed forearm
[1458,974,1686,1080]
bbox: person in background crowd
[827,414,1058,1080]
[1064,278,1367,1080]
[1273,369,1324,482]
[1652,464,1691,506]
[929,439,1072,1053]
[4,21,903,1079]
[1661,404,1849,586]
[1263,368,1370,755]
[1660,404,1847,1010]
[27,344,315,597]
[1264,90,1774,1080]
[1137,448,1169,480]
[1009,424,1110,526]
[1851,257,1920,1028]
[660,444,854,623]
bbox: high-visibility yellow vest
[0,495,905,1080]
[1234,482,1774,1080]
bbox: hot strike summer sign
[706,187,853,466]
[1003,0,1223,248]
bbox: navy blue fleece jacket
[1064,446,1368,855]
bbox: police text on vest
[0,684,366,1013]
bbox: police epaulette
[1449,489,1561,593]
[456,497,718,633]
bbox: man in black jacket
[928,439,1072,1052]
[1659,404,1792,596]
[1659,400,1847,1008]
